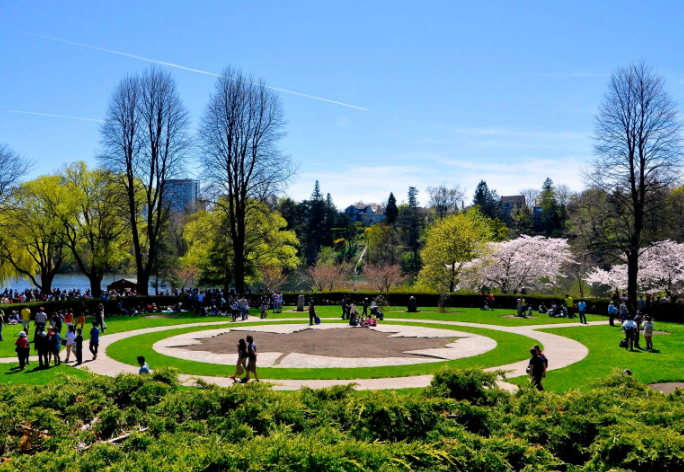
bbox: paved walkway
[2,317,604,391]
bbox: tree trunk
[89,275,103,299]
[234,236,245,295]
[137,272,150,296]
[39,272,54,295]
[626,249,639,307]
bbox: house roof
[500,195,526,205]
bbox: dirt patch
[181,328,457,358]
[650,382,684,394]
[500,315,539,319]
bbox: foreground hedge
[0,367,683,471]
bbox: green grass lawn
[0,361,92,386]
[0,311,260,358]
[106,320,540,380]
[273,305,606,327]
[507,321,684,392]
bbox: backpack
[619,338,628,348]
[315,316,321,325]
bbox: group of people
[2,305,106,371]
[611,301,657,351]
[479,292,496,310]
[229,335,258,383]
[339,297,384,320]
[0,287,102,304]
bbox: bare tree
[199,66,294,293]
[519,188,540,208]
[363,263,407,292]
[259,265,288,292]
[99,66,191,295]
[0,144,31,208]
[427,184,465,219]
[588,61,682,302]
[306,263,347,291]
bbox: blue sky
[2,1,684,208]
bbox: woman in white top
[64,324,77,363]
[642,316,655,351]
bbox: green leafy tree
[58,162,130,296]
[0,176,66,293]
[183,199,299,291]
[539,178,560,235]
[417,209,493,292]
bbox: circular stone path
[51,317,605,391]
[154,324,497,368]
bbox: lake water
[1,274,159,293]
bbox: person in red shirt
[15,331,29,370]
[64,310,74,330]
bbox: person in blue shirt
[49,329,61,366]
[607,301,618,327]
[137,356,150,374]
[577,300,587,324]
[89,322,100,360]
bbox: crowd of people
[3,303,109,370]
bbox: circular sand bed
[184,328,454,358]
[153,324,498,368]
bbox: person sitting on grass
[137,356,150,374]
[349,312,359,326]
[538,303,548,315]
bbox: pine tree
[304,181,327,265]
[540,177,560,235]
[386,192,398,224]
[472,181,500,219]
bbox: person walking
[89,322,100,360]
[20,306,31,332]
[527,347,546,391]
[64,325,76,363]
[643,315,655,351]
[64,310,74,331]
[74,328,83,366]
[622,316,638,351]
[607,302,618,327]
[35,327,50,368]
[308,301,317,326]
[577,299,587,324]
[362,298,369,316]
[97,303,106,333]
[229,338,248,381]
[0,309,5,341]
[488,293,495,310]
[75,309,86,330]
[137,356,150,374]
[243,335,259,382]
[15,331,30,371]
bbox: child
[74,328,83,366]
[643,315,655,351]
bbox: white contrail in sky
[18,30,368,111]
[9,110,107,122]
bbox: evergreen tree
[540,177,560,235]
[386,192,398,224]
[304,181,328,265]
[472,180,500,219]
[398,187,423,275]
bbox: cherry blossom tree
[586,240,684,295]
[259,265,288,292]
[465,236,575,293]
[363,263,407,292]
